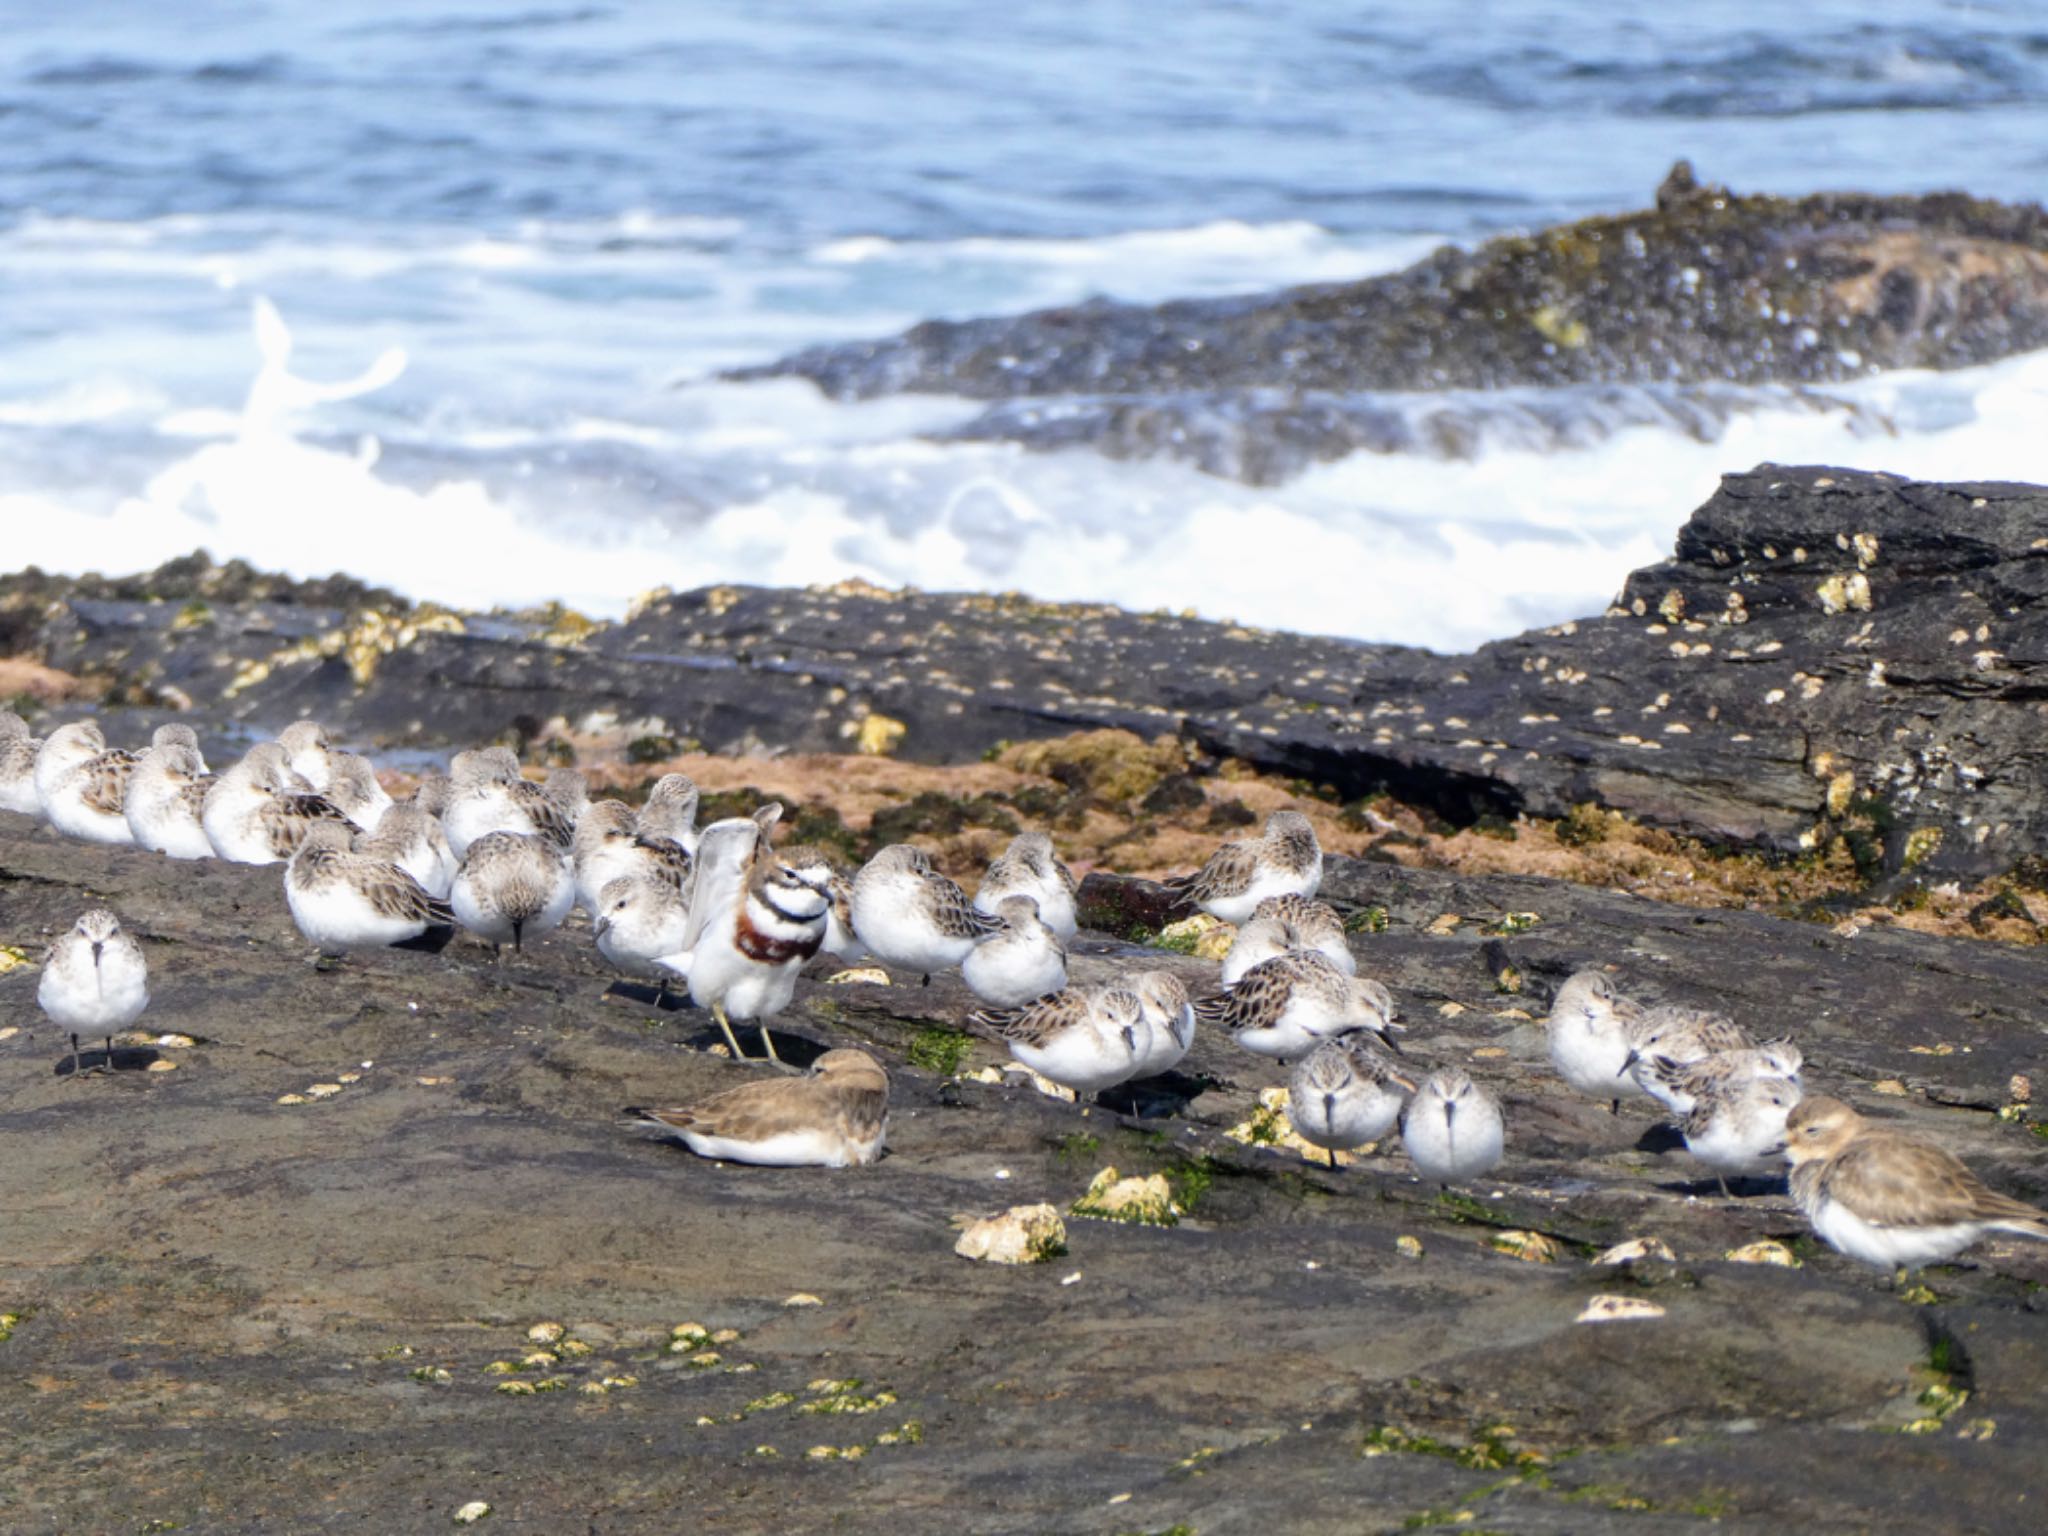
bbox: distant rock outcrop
[731,168,2048,481]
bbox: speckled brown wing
[510,778,577,848]
[967,987,1092,1047]
[176,774,217,818]
[260,791,351,857]
[1683,1010,1749,1053]
[1191,951,1315,1028]
[1166,836,1258,904]
[638,835,693,892]
[79,751,139,816]
[1634,1005,1749,1054]
[1826,1132,2048,1230]
[358,857,455,926]
[924,869,1002,940]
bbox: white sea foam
[811,221,1445,307]
[6,257,2048,652]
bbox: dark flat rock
[4,820,2047,1530]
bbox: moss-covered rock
[998,729,1187,805]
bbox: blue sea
[3,0,2046,647]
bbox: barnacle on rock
[1070,1167,1180,1227]
[954,1203,1067,1264]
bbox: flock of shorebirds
[6,708,2046,1283]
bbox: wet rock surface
[10,465,2048,884]
[3,820,2046,1532]
[731,169,2048,482]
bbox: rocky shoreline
[731,167,2048,482]
[9,465,2048,886]
[4,463,2048,1529]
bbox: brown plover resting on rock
[627,1049,889,1167]
[1785,1096,2048,1275]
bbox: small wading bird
[849,843,999,983]
[38,908,150,1076]
[627,1049,890,1167]
[973,830,1079,939]
[1544,969,1644,1114]
[967,984,1152,1100]
[1192,950,1399,1061]
[1163,809,1322,924]
[285,821,456,954]
[1784,1096,2048,1278]
[1218,892,1354,986]
[653,805,830,1065]
[1287,1035,1413,1169]
[960,894,1068,1008]
[1400,1070,1505,1188]
[450,829,575,955]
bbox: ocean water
[2,0,2046,650]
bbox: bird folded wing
[1168,838,1255,902]
[512,780,577,847]
[79,753,138,816]
[1832,1135,2000,1226]
[926,874,1003,940]
[641,1078,829,1140]
[364,862,452,925]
